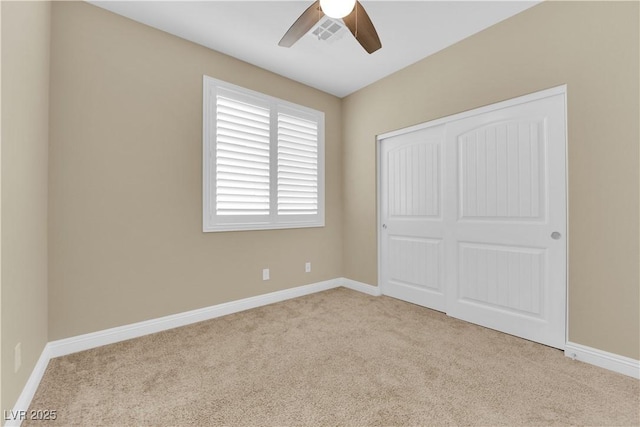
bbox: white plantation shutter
[203,76,324,232]
[216,96,270,216]
[277,113,318,215]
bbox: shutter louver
[216,95,270,216]
[277,113,318,215]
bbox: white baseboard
[565,341,640,379]
[5,346,52,426]
[339,278,382,296]
[47,279,341,359]
[46,278,379,359]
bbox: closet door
[444,93,566,349]
[378,87,567,349]
[380,125,446,311]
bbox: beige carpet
[27,288,639,426]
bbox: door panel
[381,125,445,311]
[458,242,545,317]
[389,236,442,291]
[387,140,440,218]
[458,119,545,220]
[445,94,566,349]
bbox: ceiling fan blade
[279,1,324,48]
[342,1,381,54]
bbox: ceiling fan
[278,0,382,54]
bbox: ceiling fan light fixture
[279,0,381,54]
[319,0,356,19]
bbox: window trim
[203,76,325,232]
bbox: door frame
[376,84,569,345]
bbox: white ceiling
[89,1,540,98]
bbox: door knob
[551,231,561,240]
[382,224,387,229]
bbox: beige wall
[342,1,639,359]
[1,0,51,413]
[48,2,343,340]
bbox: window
[203,76,325,232]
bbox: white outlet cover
[262,268,269,281]
[305,262,311,273]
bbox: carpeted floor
[27,288,639,426]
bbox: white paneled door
[380,125,446,311]
[379,87,567,349]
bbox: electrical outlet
[305,262,311,273]
[262,268,270,281]
[15,342,22,373]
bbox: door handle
[382,224,387,229]
[551,231,561,240]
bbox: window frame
[203,76,325,233]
